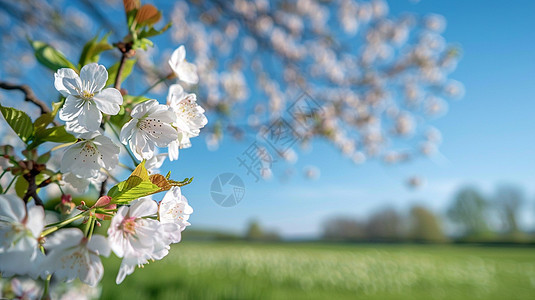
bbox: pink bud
[94,196,112,208]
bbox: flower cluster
[0,13,205,295]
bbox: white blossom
[145,153,167,174]
[166,84,207,160]
[158,187,193,243]
[107,198,173,284]
[120,100,178,161]
[41,228,110,287]
[8,277,43,300]
[60,132,120,179]
[169,45,198,84]
[62,172,107,194]
[55,63,123,131]
[0,195,45,279]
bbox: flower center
[178,96,198,120]
[120,217,137,234]
[138,118,163,134]
[81,90,94,100]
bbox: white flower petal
[54,68,81,97]
[59,95,84,121]
[77,102,102,132]
[167,140,179,161]
[129,198,158,218]
[120,119,137,144]
[80,63,108,93]
[93,88,123,115]
[44,228,83,250]
[0,194,25,222]
[177,62,198,84]
[166,84,185,106]
[131,99,159,119]
[26,205,45,238]
[87,235,111,257]
[169,46,186,71]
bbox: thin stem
[107,123,138,166]
[84,215,93,237]
[139,76,167,96]
[2,175,17,194]
[55,182,65,195]
[114,53,128,90]
[87,217,96,239]
[0,169,8,181]
[103,169,120,183]
[51,141,76,152]
[42,274,52,300]
[41,213,86,237]
[118,162,134,172]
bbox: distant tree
[493,185,525,239]
[409,205,447,243]
[447,187,491,239]
[245,220,280,241]
[365,207,405,242]
[322,217,366,241]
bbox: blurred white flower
[56,63,123,131]
[120,100,178,161]
[9,277,43,300]
[158,187,193,243]
[166,84,208,160]
[0,195,45,279]
[60,132,119,179]
[169,45,198,84]
[41,228,110,287]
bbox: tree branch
[99,42,134,197]
[0,81,50,115]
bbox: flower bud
[56,194,76,215]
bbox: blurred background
[1,0,534,299]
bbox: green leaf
[0,104,34,143]
[36,152,51,164]
[33,113,55,132]
[109,106,131,128]
[34,126,77,144]
[78,33,113,67]
[15,176,28,199]
[138,22,172,40]
[106,59,137,87]
[108,161,160,203]
[29,40,76,71]
[133,38,153,51]
[51,100,63,116]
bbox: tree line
[322,185,533,243]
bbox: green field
[100,242,535,299]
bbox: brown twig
[22,170,44,206]
[99,42,134,197]
[0,81,50,114]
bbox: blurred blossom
[406,175,425,188]
[303,165,320,180]
[424,14,447,33]
[444,79,465,99]
[1,0,463,176]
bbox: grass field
[100,242,535,299]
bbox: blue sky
[165,0,535,237]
